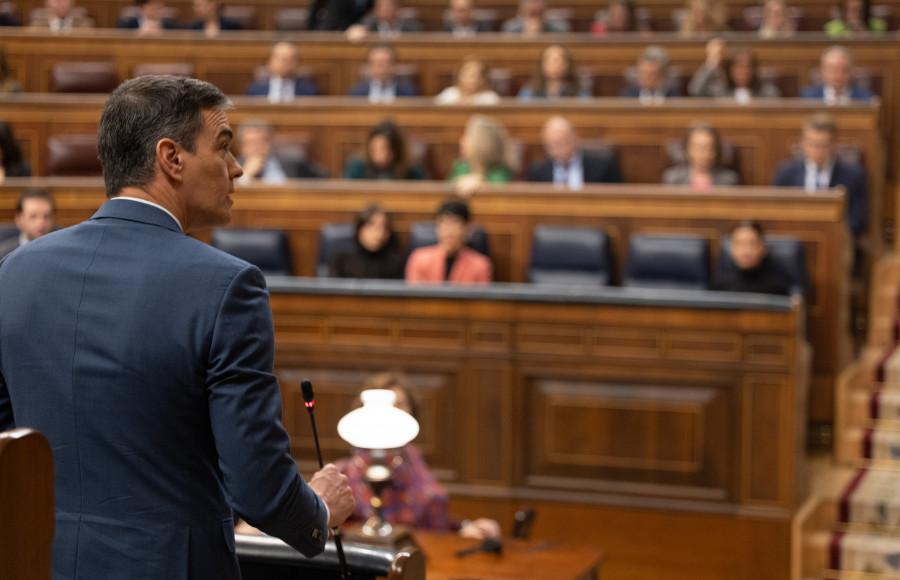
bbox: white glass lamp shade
[337,389,420,450]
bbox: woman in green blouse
[447,115,516,196]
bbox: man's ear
[157,138,183,183]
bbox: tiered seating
[799,254,900,578]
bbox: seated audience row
[324,199,796,297]
[235,41,876,105]
[3,0,889,37]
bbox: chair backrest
[0,222,19,243]
[0,428,54,580]
[132,63,194,79]
[317,222,356,277]
[408,221,490,258]
[275,8,309,30]
[718,234,807,296]
[50,61,118,93]
[46,134,102,177]
[623,233,710,290]
[211,229,293,276]
[528,225,614,286]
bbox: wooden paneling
[0,180,849,424]
[265,281,805,579]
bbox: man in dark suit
[236,120,329,183]
[186,0,242,35]
[245,41,319,101]
[619,45,680,102]
[359,0,422,35]
[0,188,55,259]
[800,46,875,104]
[442,0,492,36]
[116,0,178,33]
[772,112,867,239]
[0,75,354,579]
[528,116,623,189]
[348,43,420,102]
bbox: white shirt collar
[113,197,183,232]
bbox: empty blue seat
[211,228,293,276]
[528,225,613,286]
[316,223,356,277]
[718,234,807,297]
[623,234,709,290]
[408,221,490,258]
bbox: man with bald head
[245,41,319,102]
[800,45,874,105]
[527,116,623,189]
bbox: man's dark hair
[97,75,231,198]
[436,199,470,222]
[16,188,55,215]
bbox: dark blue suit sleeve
[845,166,868,237]
[0,374,12,431]
[206,265,328,556]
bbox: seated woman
[825,0,886,37]
[710,221,790,295]
[186,0,243,37]
[688,41,780,102]
[0,122,29,183]
[517,44,590,100]
[679,0,728,37]
[757,0,795,39]
[447,115,515,197]
[0,48,22,95]
[662,121,739,190]
[340,372,501,539]
[328,205,406,279]
[344,120,427,180]
[434,56,500,105]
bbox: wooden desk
[413,531,602,580]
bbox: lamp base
[343,523,419,553]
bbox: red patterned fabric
[340,444,457,532]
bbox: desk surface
[413,531,603,580]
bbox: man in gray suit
[501,0,569,34]
[0,188,55,259]
[0,75,354,579]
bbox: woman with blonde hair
[447,115,516,196]
[435,56,500,105]
[679,0,728,36]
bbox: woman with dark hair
[688,40,780,101]
[328,205,406,279]
[662,121,739,189]
[710,221,790,295]
[517,44,590,100]
[0,122,29,183]
[186,0,243,37]
[343,120,426,180]
[591,0,641,35]
[0,47,21,94]
[825,0,886,36]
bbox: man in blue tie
[772,112,867,239]
[526,116,623,189]
[0,75,355,579]
[245,41,319,102]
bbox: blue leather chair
[623,234,710,290]
[528,225,613,286]
[408,221,490,258]
[316,223,356,277]
[718,234,807,297]
[211,228,293,276]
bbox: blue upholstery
[211,228,293,276]
[408,221,490,258]
[623,234,710,290]
[528,225,613,286]
[718,234,807,297]
[316,223,356,277]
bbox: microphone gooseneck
[302,378,350,580]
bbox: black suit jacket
[772,157,867,236]
[307,0,373,30]
[116,16,179,29]
[527,150,624,185]
[619,85,681,98]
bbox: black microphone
[301,379,351,580]
[456,538,503,558]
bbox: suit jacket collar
[90,198,183,234]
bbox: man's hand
[309,464,356,528]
